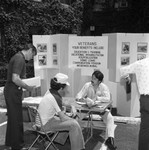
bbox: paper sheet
[22,76,41,87]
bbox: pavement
[0,107,139,150]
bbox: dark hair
[23,43,37,55]
[50,78,66,91]
[92,70,104,82]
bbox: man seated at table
[37,73,85,150]
[76,70,117,150]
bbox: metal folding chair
[27,106,59,150]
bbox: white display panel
[103,33,149,82]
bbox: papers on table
[23,96,43,105]
[76,101,86,105]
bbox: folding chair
[27,106,59,150]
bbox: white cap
[54,73,70,86]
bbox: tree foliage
[0,0,83,62]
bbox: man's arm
[96,84,111,103]
[12,73,35,92]
[58,111,72,122]
[120,61,137,78]
[96,92,110,103]
[120,62,138,85]
[76,83,88,101]
[62,101,77,118]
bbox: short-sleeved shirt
[7,51,26,83]
[76,82,110,102]
[38,89,62,125]
[120,58,149,95]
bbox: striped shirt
[120,58,149,95]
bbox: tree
[0,0,83,62]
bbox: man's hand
[124,75,131,84]
[76,97,86,102]
[26,85,36,92]
[86,97,94,108]
[12,73,37,91]
[75,98,79,101]
[71,105,77,118]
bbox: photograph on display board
[38,55,47,66]
[121,42,130,54]
[53,56,58,65]
[37,43,47,52]
[137,42,148,53]
[121,57,130,66]
[52,43,57,55]
[137,54,146,60]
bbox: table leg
[85,112,93,144]
[76,110,93,144]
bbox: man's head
[22,43,37,61]
[50,73,70,97]
[91,70,104,86]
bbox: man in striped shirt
[120,57,149,150]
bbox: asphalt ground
[0,109,139,150]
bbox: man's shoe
[21,148,28,150]
[99,143,108,150]
[105,137,117,150]
[11,147,28,150]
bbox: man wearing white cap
[37,73,85,150]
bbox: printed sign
[68,36,108,69]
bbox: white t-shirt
[38,92,61,125]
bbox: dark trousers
[4,83,24,149]
[139,95,149,150]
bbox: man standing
[120,57,149,150]
[37,73,85,150]
[76,70,117,150]
[4,43,37,150]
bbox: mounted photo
[52,43,57,55]
[121,42,130,54]
[37,43,47,52]
[121,57,130,66]
[53,56,58,65]
[137,42,147,53]
[38,55,47,66]
[137,54,146,60]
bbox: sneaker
[21,148,28,150]
[99,143,108,150]
[11,148,28,150]
[105,137,117,150]
[11,146,29,150]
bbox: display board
[32,35,111,105]
[103,33,149,82]
[33,35,59,69]
[32,33,149,116]
[103,33,149,117]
